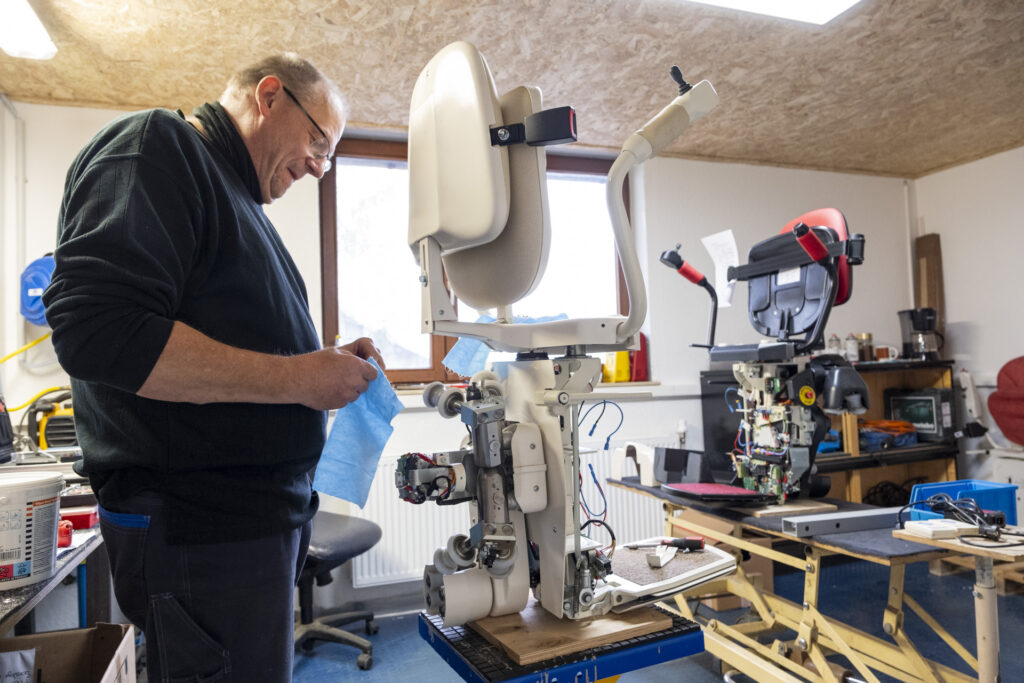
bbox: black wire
[431,475,452,498]
[579,518,616,545]
[896,493,990,529]
[959,534,1024,549]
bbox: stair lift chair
[392,41,736,627]
[660,208,870,503]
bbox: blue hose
[20,255,55,326]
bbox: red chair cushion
[989,356,1024,446]
[781,208,852,305]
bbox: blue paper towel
[443,314,568,376]
[313,358,404,507]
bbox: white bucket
[0,472,63,590]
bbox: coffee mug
[875,344,900,360]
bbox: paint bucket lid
[0,471,64,490]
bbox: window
[320,141,628,384]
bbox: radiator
[352,436,675,587]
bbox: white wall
[913,146,1024,476]
[913,146,1024,382]
[638,157,912,387]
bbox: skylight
[686,0,863,26]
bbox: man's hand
[336,336,386,370]
[293,346,380,410]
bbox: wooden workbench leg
[663,504,674,537]
[975,557,1000,683]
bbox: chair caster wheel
[357,653,373,670]
[365,619,379,635]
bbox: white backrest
[408,41,551,311]
[408,41,509,253]
[442,85,551,310]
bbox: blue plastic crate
[908,480,1018,525]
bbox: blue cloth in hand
[313,358,404,508]
[443,314,568,376]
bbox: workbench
[608,476,988,683]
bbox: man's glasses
[282,85,333,173]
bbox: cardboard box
[0,623,135,683]
[672,507,774,611]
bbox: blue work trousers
[98,492,311,683]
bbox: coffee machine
[898,308,942,361]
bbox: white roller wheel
[437,387,464,418]
[446,534,477,569]
[422,381,446,408]
[433,547,460,574]
[471,369,500,385]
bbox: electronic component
[884,388,955,442]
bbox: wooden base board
[736,499,838,518]
[468,600,672,665]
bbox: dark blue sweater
[43,107,325,543]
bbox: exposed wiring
[960,531,1024,549]
[579,400,623,450]
[897,493,1022,545]
[413,452,436,466]
[579,464,608,520]
[724,386,742,413]
[431,474,454,499]
[0,332,52,365]
[580,518,616,555]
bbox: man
[42,54,381,682]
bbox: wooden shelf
[825,361,958,502]
[816,443,958,472]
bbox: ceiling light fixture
[687,0,863,25]
[0,0,58,60]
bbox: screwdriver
[626,537,704,551]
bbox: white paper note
[700,229,739,307]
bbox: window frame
[319,138,629,384]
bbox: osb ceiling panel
[2,0,1023,178]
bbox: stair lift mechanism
[395,42,734,627]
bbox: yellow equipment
[28,391,77,449]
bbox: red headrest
[988,356,1024,446]
[780,208,852,305]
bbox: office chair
[294,511,382,670]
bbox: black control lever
[669,66,692,96]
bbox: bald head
[218,53,347,203]
[222,52,347,118]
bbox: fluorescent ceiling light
[0,0,58,60]
[687,0,863,25]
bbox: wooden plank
[738,499,838,518]
[913,233,945,335]
[893,528,1024,562]
[468,600,672,665]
